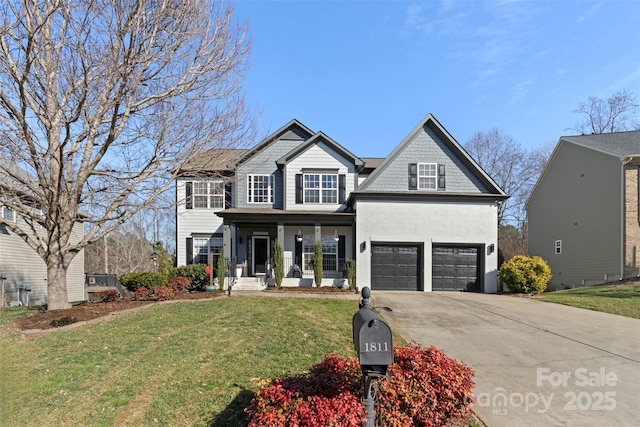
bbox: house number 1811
[364,342,389,352]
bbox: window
[247,175,273,204]
[2,206,15,222]
[193,236,223,264]
[304,173,337,203]
[192,181,224,209]
[418,163,437,190]
[1,196,15,222]
[555,240,562,254]
[302,235,338,274]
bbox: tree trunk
[46,259,71,310]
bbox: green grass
[0,297,374,426]
[535,282,640,319]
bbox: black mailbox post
[352,287,393,427]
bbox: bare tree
[85,219,172,277]
[572,89,640,134]
[0,0,252,309]
[464,129,550,226]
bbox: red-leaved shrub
[377,343,475,426]
[168,276,190,294]
[245,354,365,426]
[133,287,152,301]
[152,285,175,301]
[245,344,474,427]
[95,289,119,302]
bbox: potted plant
[236,261,246,278]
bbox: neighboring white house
[0,159,85,306]
[175,114,507,292]
[526,131,640,289]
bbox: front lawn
[535,282,640,319]
[0,297,363,426]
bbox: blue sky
[233,0,640,157]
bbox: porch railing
[281,255,344,279]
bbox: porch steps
[231,277,267,291]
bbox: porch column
[277,223,285,247]
[315,223,322,242]
[223,222,231,260]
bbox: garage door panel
[432,246,480,292]
[371,245,420,291]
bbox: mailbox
[352,287,393,376]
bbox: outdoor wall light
[488,244,495,254]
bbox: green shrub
[499,255,552,294]
[171,264,208,291]
[217,254,226,291]
[273,240,284,287]
[344,259,356,291]
[120,272,167,291]
[313,241,322,287]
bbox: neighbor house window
[555,240,562,254]
[418,163,437,190]
[193,236,223,265]
[2,206,15,222]
[192,180,224,209]
[247,174,273,204]
[304,173,337,203]
[1,196,15,222]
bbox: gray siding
[0,219,84,305]
[528,142,622,288]
[236,139,303,209]
[363,126,490,193]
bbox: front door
[252,236,269,275]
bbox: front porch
[217,208,356,282]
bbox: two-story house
[527,131,640,289]
[0,158,85,306]
[175,114,507,292]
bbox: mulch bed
[9,287,356,331]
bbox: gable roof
[525,130,640,209]
[354,113,507,196]
[275,131,364,168]
[560,131,640,158]
[231,119,315,169]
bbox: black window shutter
[408,163,417,190]
[185,182,193,209]
[225,183,232,208]
[186,237,193,264]
[295,235,303,265]
[338,174,346,203]
[338,235,346,273]
[438,164,446,190]
[295,174,303,204]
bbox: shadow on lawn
[549,287,640,299]
[208,387,254,427]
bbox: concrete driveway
[372,292,640,427]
